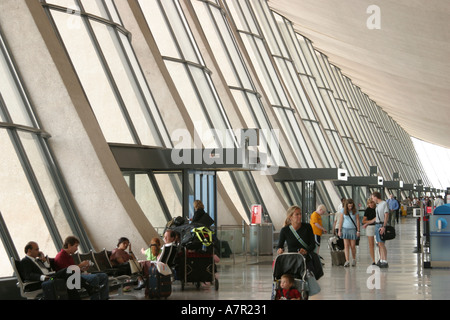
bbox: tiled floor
[111,217,449,300]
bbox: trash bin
[249,223,273,255]
[430,204,450,267]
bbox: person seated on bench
[159,230,179,267]
[110,237,144,291]
[136,237,163,290]
[20,241,80,299]
[54,236,109,300]
[141,237,162,262]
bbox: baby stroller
[271,253,309,300]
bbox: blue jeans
[375,223,385,243]
[81,273,109,300]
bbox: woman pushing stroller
[274,205,323,300]
[277,205,315,256]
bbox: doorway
[185,170,217,226]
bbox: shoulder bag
[305,270,321,296]
[376,208,396,241]
[381,225,396,241]
[289,225,323,280]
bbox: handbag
[349,213,360,245]
[129,258,142,274]
[289,225,323,280]
[376,207,396,241]
[305,270,321,296]
[155,261,172,276]
[306,252,324,280]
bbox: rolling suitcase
[329,236,346,266]
[330,250,346,266]
[146,264,172,299]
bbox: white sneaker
[352,259,356,266]
[344,261,350,267]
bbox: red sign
[251,205,262,224]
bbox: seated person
[54,236,109,300]
[110,237,137,274]
[110,237,145,291]
[163,229,177,246]
[275,274,301,300]
[141,237,162,262]
[20,241,80,300]
[137,237,163,290]
[159,230,179,267]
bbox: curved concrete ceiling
[268,0,450,149]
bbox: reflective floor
[111,217,450,300]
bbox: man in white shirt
[372,192,389,268]
[435,196,445,208]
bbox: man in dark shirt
[54,235,109,300]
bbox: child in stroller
[272,253,309,300]
[275,274,301,300]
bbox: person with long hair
[277,205,315,255]
[362,199,377,265]
[192,199,206,223]
[141,237,162,262]
[338,199,360,267]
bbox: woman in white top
[332,198,345,236]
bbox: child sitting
[275,274,301,300]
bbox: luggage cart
[177,247,219,291]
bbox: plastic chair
[10,257,43,300]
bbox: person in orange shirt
[310,204,327,256]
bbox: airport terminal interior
[0,0,449,301]
[115,217,450,301]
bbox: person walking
[338,199,360,267]
[386,194,399,227]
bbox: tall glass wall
[43,0,171,147]
[41,0,180,230]
[0,28,88,277]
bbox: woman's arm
[338,214,344,237]
[356,213,360,237]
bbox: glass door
[303,181,316,222]
[188,170,217,226]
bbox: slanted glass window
[124,173,170,234]
[138,0,236,149]
[223,0,315,168]
[0,30,85,277]
[259,8,336,168]
[191,0,286,169]
[43,1,171,147]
